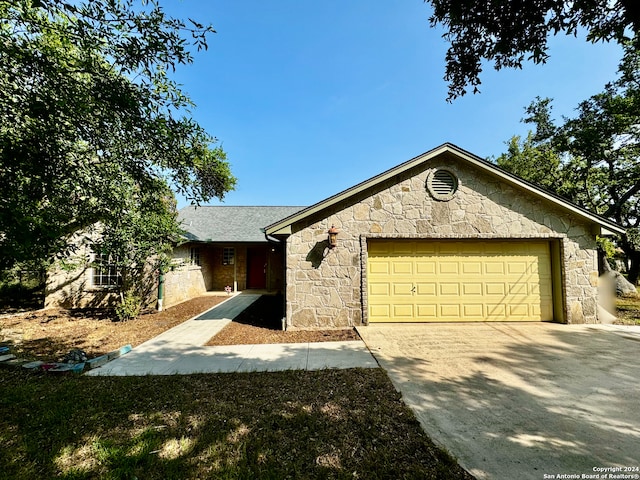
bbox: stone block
[416,220,434,234]
[570,301,585,324]
[354,204,370,221]
[292,308,318,328]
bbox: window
[190,247,201,266]
[93,253,122,287]
[222,247,235,265]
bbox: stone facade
[161,242,287,308]
[44,230,122,309]
[162,244,207,309]
[284,155,599,329]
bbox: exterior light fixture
[327,225,339,248]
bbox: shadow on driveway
[357,322,640,480]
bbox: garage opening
[367,239,556,323]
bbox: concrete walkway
[87,293,378,376]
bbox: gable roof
[179,206,306,243]
[264,143,625,236]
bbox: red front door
[247,247,267,289]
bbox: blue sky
[164,0,623,209]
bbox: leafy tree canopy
[0,0,236,270]
[427,0,640,99]
[495,42,640,280]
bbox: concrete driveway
[356,322,640,480]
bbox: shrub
[115,291,142,321]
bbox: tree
[495,43,640,282]
[0,0,236,273]
[495,131,565,194]
[426,0,640,99]
[94,180,180,320]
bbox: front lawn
[615,295,640,325]
[0,368,473,480]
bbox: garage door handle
[411,285,416,294]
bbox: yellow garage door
[368,240,554,322]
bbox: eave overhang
[264,143,625,237]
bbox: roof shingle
[178,206,306,243]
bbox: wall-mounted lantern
[327,225,339,249]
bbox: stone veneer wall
[285,155,599,329]
[163,244,206,308]
[45,230,120,308]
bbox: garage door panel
[540,283,553,297]
[392,243,414,255]
[439,262,459,275]
[508,262,528,275]
[369,263,389,275]
[485,283,506,296]
[416,283,437,295]
[462,283,483,295]
[538,260,551,275]
[439,283,460,296]
[438,244,460,255]
[508,283,528,295]
[415,243,437,255]
[508,304,530,318]
[540,303,554,319]
[369,283,390,296]
[439,304,460,316]
[462,262,482,274]
[486,304,507,319]
[416,261,436,274]
[484,262,505,275]
[393,262,413,275]
[393,304,414,317]
[416,304,437,318]
[463,304,484,317]
[393,283,414,296]
[368,240,554,323]
[370,304,390,319]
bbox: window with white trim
[190,247,201,266]
[92,253,122,287]
[222,247,235,265]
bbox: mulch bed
[0,296,228,361]
[206,295,361,345]
[1,295,361,362]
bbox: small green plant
[115,291,142,321]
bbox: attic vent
[427,169,458,201]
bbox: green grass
[0,368,473,480]
[616,295,640,325]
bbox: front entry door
[247,247,267,289]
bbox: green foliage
[93,179,181,311]
[496,42,640,280]
[0,264,45,308]
[494,132,565,194]
[115,291,142,321]
[426,0,640,99]
[0,0,236,270]
[597,237,617,259]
